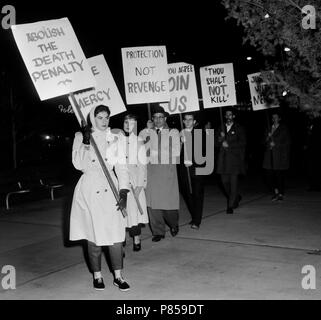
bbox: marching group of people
[68,103,294,291]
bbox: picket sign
[121,45,170,105]
[11,17,96,100]
[200,63,237,109]
[247,71,279,111]
[69,54,126,123]
[160,62,199,115]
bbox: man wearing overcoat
[140,105,181,242]
[216,108,246,214]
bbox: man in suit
[216,107,246,214]
[179,113,206,229]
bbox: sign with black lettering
[11,17,95,101]
[200,63,236,108]
[121,46,170,104]
[160,62,199,115]
[248,71,279,111]
[69,54,126,123]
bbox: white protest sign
[69,54,126,124]
[11,17,95,101]
[200,63,237,109]
[248,72,279,111]
[121,46,170,104]
[159,62,199,115]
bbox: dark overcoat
[216,123,246,175]
[262,124,291,170]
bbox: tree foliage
[222,0,321,112]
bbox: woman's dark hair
[94,105,111,117]
[124,113,138,121]
[85,105,111,128]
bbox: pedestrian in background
[216,107,246,214]
[263,111,291,201]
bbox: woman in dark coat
[262,111,291,201]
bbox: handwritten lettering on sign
[247,72,279,111]
[161,62,199,115]
[69,54,126,124]
[11,18,95,100]
[200,63,236,109]
[121,46,170,104]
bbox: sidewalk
[0,176,321,300]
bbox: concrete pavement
[0,175,321,300]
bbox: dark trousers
[265,169,285,195]
[147,207,179,236]
[128,225,141,238]
[87,241,123,272]
[179,169,204,226]
[220,174,239,209]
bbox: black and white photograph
[0,0,321,307]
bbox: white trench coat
[117,132,149,228]
[69,128,129,246]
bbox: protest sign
[69,54,126,124]
[11,17,95,101]
[159,62,199,115]
[121,46,170,104]
[200,63,236,109]
[248,72,279,111]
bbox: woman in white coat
[69,105,130,291]
[119,114,149,251]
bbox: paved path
[0,177,320,299]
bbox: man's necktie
[157,129,161,164]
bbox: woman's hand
[117,189,129,211]
[80,120,91,145]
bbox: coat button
[104,189,107,192]
[96,191,99,194]
[105,158,107,161]
[92,159,95,162]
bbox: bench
[39,178,64,201]
[0,180,31,210]
[1,176,64,210]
